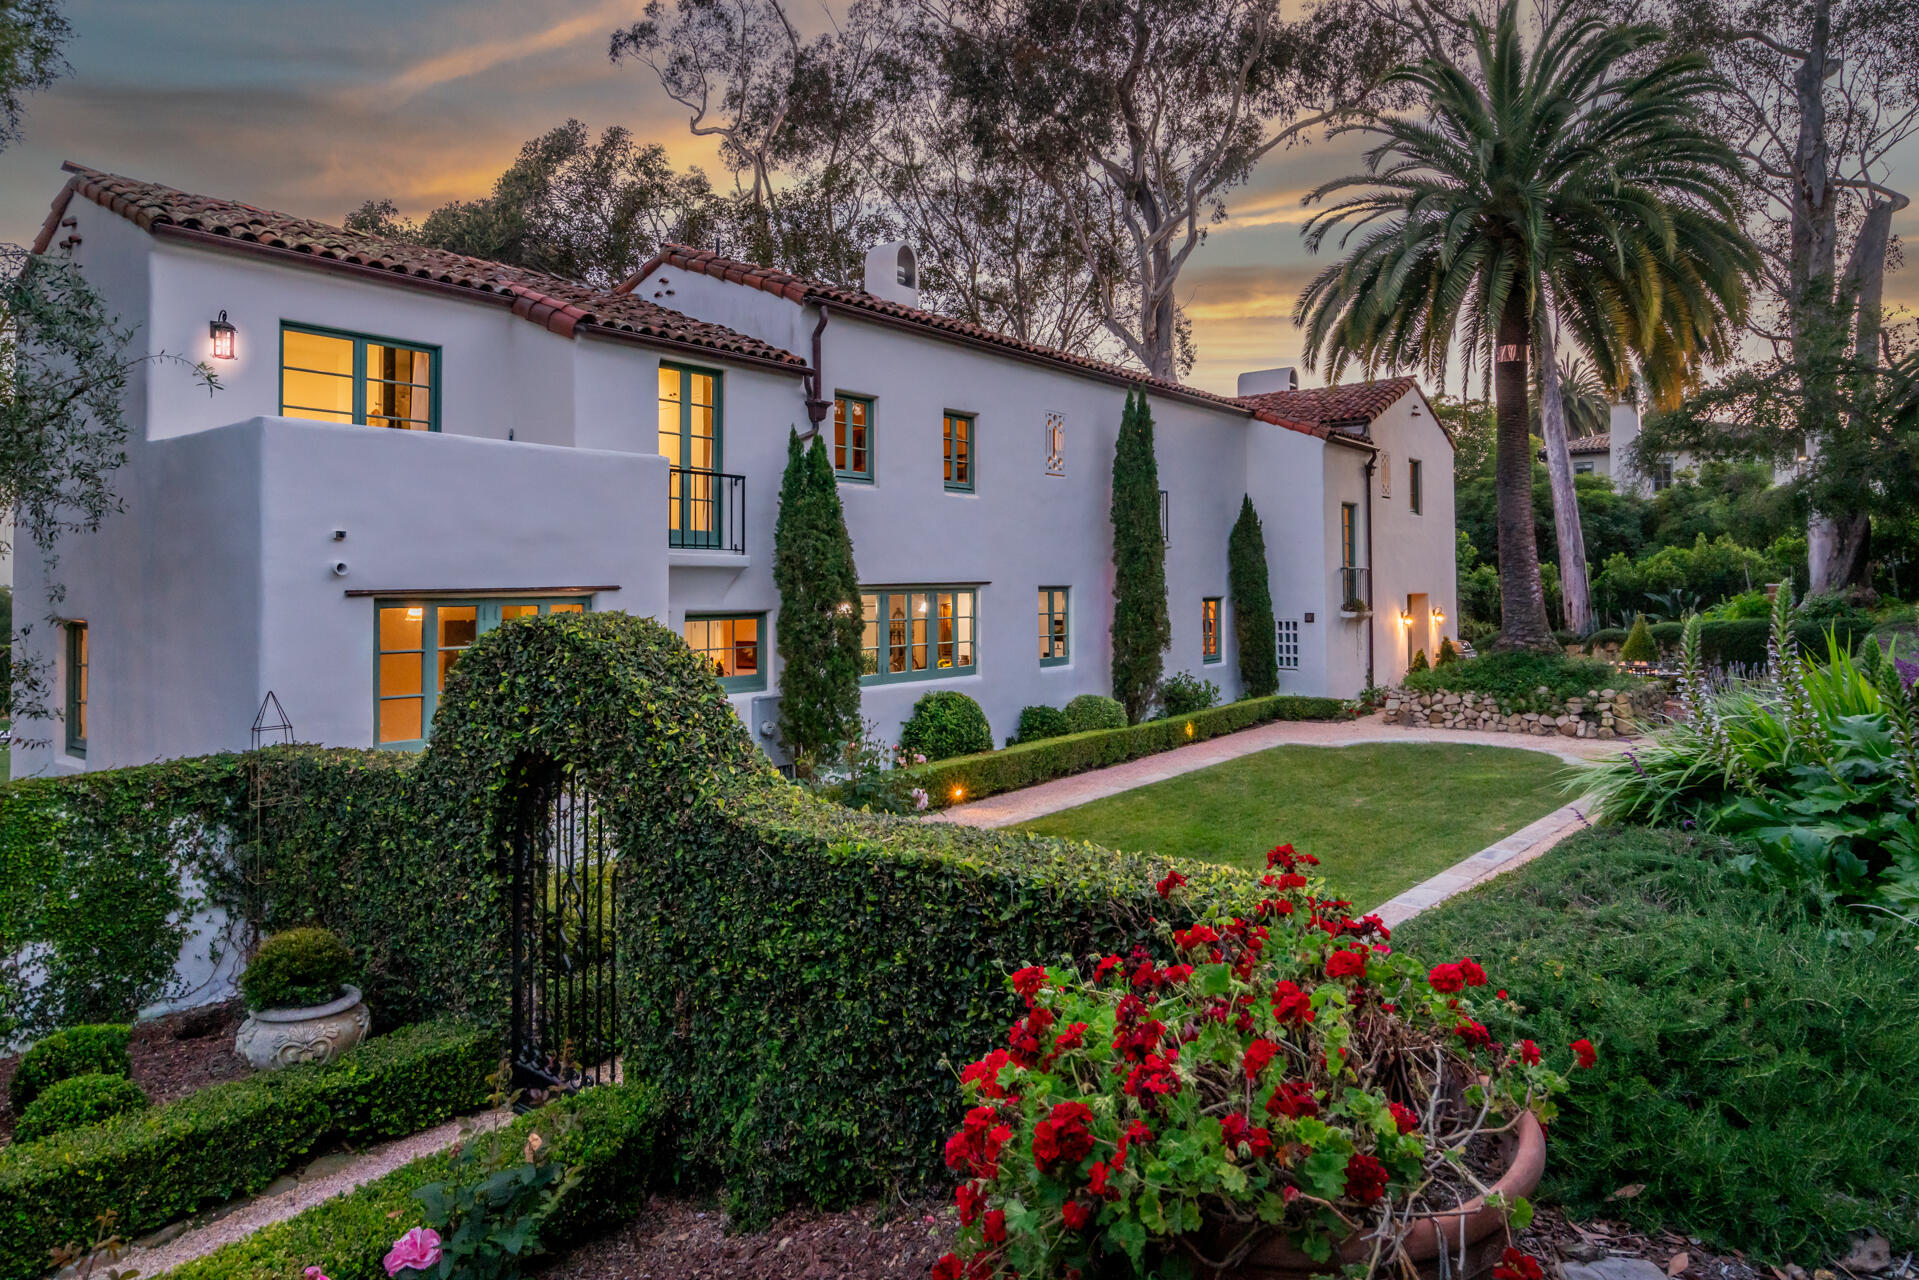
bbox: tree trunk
[1492,291,1558,651]
[1536,328,1593,634]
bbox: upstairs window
[1038,587,1069,666]
[1409,458,1423,514]
[65,620,88,758]
[376,597,586,748]
[944,412,975,491]
[1202,597,1222,663]
[282,324,437,430]
[1341,503,1359,567]
[834,394,874,481]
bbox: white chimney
[863,242,919,308]
[1609,400,1641,483]
[1237,367,1299,397]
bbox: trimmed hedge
[166,1082,665,1280]
[14,1073,147,1143]
[903,694,1347,810]
[8,1023,130,1110]
[1399,828,1919,1259]
[1584,617,1870,667]
[0,1018,495,1280]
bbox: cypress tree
[1228,494,1278,697]
[1109,387,1170,723]
[773,429,864,773]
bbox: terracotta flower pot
[234,984,371,1070]
[1205,1109,1546,1280]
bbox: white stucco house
[1563,402,1699,495]
[11,165,1456,776]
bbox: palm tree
[1532,358,1610,438]
[1294,0,1754,649]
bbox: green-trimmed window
[944,412,975,491]
[1201,597,1222,663]
[1038,587,1069,665]
[1409,458,1424,515]
[860,587,977,684]
[833,394,874,481]
[683,614,766,693]
[64,620,88,758]
[375,597,587,748]
[281,324,437,430]
[1341,503,1358,567]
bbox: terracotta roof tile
[1234,378,1422,433]
[38,164,806,370]
[1568,432,1612,455]
[627,244,1369,436]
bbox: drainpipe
[801,304,831,440]
[1363,452,1377,690]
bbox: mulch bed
[0,1000,252,1148]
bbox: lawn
[1018,742,1571,907]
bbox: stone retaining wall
[1381,682,1667,739]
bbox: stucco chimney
[1237,367,1299,396]
[863,241,919,308]
[1609,400,1641,482]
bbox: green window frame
[833,393,874,482]
[944,411,976,492]
[375,597,588,750]
[280,323,439,431]
[1202,597,1222,663]
[1341,502,1358,568]
[660,362,726,546]
[64,620,88,758]
[1038,587,1069,666]
[1409,458,1423,515]
[860,587,978,684]
[683,613,768,693]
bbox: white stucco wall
[1367,392,1459,686]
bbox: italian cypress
[1109,388,1170,723]
[1228,494,1278,697]
[773,429,864,773]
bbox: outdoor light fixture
[1431,607,1446,625]
[1398,610,1413,628]
[1185,722,1196,737]
[208,310,236,360]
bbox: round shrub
[241,926,356,1012]
[1157,671,1221,717]
[1015,704,1070,745]
[898,691,993,762]
[8,1023,131,1111]
[14,1072,148,1142]
[1063,693,1126,733]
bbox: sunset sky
[2,0,1913,398]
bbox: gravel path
[125,1109,508,1277]
[927,715,1620,830]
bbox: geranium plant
[936,844,1594,1280]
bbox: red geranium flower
[1495,1248,1545,1280]
[983,1209,1007,1246]
[1173,924,1220,951]
[1572,1038,1598,1069]
[1271,979,1315,1025]
[1113,1119,1153,1169]
[1325,948,1369,980]
[1518,1040,1541,1066]
[1265,1080,1318,1119]
[1061,1200,1094,1232]
[1220,1114,1273,1159]
[1343,1152,1390,1203]
[1388,1102,1420,1134]
[933,1253,963,1280]
[1093,954,1122,984]
[1242,1037,1279,1080]
[1454,1018,1493,1050]
[1427,962,1465,994]
[1032,1101,1097,1173]
[960,1049,1013,1099]
[955,1179,987,1226]
[945,1106,1014,1178]
[1155,870,1187,898]
[1458,957,1488,987]
[1010,966,1048,1002]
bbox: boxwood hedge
[902,693,1347,810]
[165,1081,664,1280]
[0,1018,495,1280]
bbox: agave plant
[1580,588,1919,909]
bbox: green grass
[1017,742,1570,907]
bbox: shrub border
[899,694,1346,810]
[0,1018,496,1280]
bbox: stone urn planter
[1201,1109,1547,1280]
[235,984,371,1070]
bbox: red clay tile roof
[627,244,1382,442]
[1568,432,1612,455]
[1234,377,1422,433]
[37,164,806,370]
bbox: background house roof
[36,164,807,371]
[1567,433,1613,455]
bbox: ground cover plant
[1397,826,1919,1259]
[937,847,1588,1278]
[1020,743,1568,907]
[1400,651,1629,713]
[1583,592,1919,908]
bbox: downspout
[801,304,832,440]
[1363,452,1377,690]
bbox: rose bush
[936,844,1594,1279]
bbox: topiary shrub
[8,1024,131,1112]
[1436,637,1460,667]
[1015,705,1070,745]
[898,691,993,762]
[1157,671,1220,717]
[14,1073,147,1143]
[1408,648,1430,673]
[1063,694,1127,734]
[240,927,356,1012]
[1619,613,1658,664]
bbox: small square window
[1276,619,1300,670]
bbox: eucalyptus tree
[1295,0,1753,647]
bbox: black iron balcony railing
[1338,565,1370,613]
[668,467,746,553]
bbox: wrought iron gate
[507,760,619,1093]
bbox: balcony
[668,467,746,554]
[1338,565,1370,616]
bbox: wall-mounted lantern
[1431,607,1446,625]
[209,310,237,360]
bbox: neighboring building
[1563,403,1694,494]
[12,165,1456,776]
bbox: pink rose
[304,1270,332,1280]
[383,1227,443,1276]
